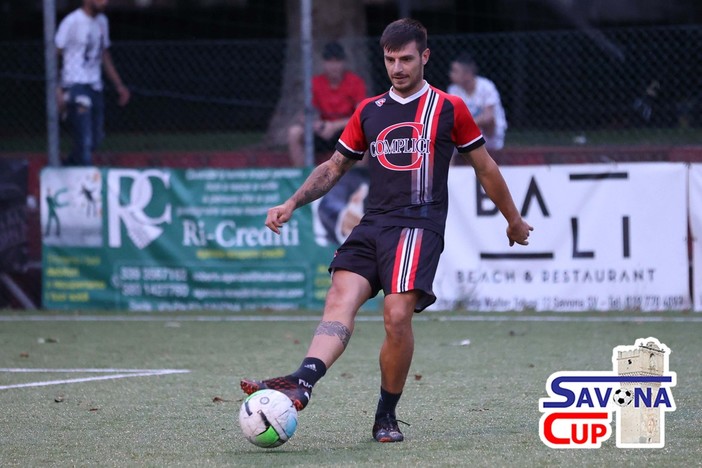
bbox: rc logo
[539,337,676,449]
[107,169,172,249]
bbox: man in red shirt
[287,41,367,167]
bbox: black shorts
[329,224,444,312]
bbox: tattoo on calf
[315,321,352,348]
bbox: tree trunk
[265,0,369,148]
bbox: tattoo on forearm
[292,154,353,208]
[300,167,335,204]
[293,165,337,207]
[314,321,352,348]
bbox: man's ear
[422,48,431,66]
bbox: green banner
[41,167,347,311]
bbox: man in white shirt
[55,0,130,166]
[448,53,507,151]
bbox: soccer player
[241,18,533,443]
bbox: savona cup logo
[539,337,676,449]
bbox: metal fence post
[43,0,60,167]
[301,0,314,167]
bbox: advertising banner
[41,167,341,311]
[690,164,702,311]
[432,163,690,311]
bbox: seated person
[288,41,367,167]
[447,53,507,152]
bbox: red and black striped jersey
[335,81,485,236]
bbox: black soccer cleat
[240,376,311,411]
[372,413,407,443]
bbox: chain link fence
[1,25,700,166]
[1,23,700,308]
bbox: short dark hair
[379,18,427,53]
[453,52,478,72]
[322,41,346,60]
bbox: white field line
[0,368,190,390]
[0,314,701,323]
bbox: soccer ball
[613,387,633,407]
[239,389,298,448]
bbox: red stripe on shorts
[407,229,423,289]
[392,228,423,293]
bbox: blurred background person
[287,41,366,167]
[55,0,131,166]
[448,53,507,152]
[313,165,369,246]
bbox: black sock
[290,357,327,387]
[375,387,402,418]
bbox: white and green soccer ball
[239,389,298,448]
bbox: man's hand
[116,85,131,106]
[312,120,336,140]
[265,200,295,234]
[507,218,534,246]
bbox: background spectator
[55,0,130,166]
[447,53,507,151]
[287,41,366,167]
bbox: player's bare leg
[241,270,371,410]
[373,290,419,442]
[304,269,371,364]
[379,291,418,392]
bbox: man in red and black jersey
[242,18,533,443]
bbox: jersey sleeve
[447,94,485,153]
[54,14,72,49]
[482,79,500,107]
[335,100,370,160]
[99,15,111,49]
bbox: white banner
[690,164,702,311]
[432,163,690,312]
